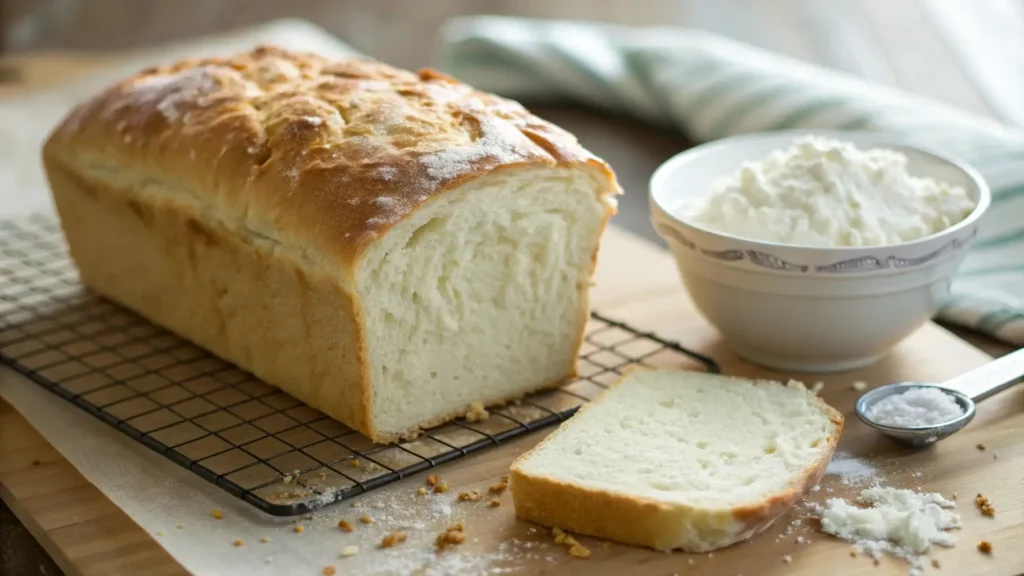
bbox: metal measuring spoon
[856,348,1024,447]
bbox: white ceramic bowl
[649,130,990,373]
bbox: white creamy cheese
[681,136,977,247]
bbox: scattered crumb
[360,515,373,524]
[265,558,272,564]
[976,443,986,451]
[323,567,336,576]
[490,498,501,508]
[849,548,857,558]
[417,487,427,496]
[932,558,941,568]
[458,490,481,502]
[259,537,270,543]
[283,474,294,484]
[978,540,992,554]
[993,452,999,460]
[380,531,408,548]
[568,543,591,558]
[351,459,360,467]
[951,492,958,500]
[811,381,825,395]
[31,459,41,466]
[465,401,490,422]
[338,520,354,532]
[708,553,714,558]
[156,531,164,536]
[489,480,509,495]
[176,524,184,529]
[851,381,868,391]
[975,493,995,517]
[688,558,696,565]
[796,536,805,544]
[294,526,304,533]
[233,539,244,547]
[436,524,467,550]
[427,475,439,487]
[351,502,362,508]
[211,509,224,520]
[433,483,449,494]
[782,555,792,563]
[811,485,820,492]
[341,545,359,557]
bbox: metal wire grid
[0,215,721,516]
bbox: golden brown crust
[509,371,844,552]
[43,45,619,273]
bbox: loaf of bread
[510,370,843,552]
[42,46,620,442]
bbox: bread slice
[509,370,843,552]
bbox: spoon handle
[942,348,1024,402]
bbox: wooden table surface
[1,53,1020,576]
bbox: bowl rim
[649,128,992,253]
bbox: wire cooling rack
[0,215,720,516]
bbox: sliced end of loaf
[357,164,615,441]
[509,369,843,552]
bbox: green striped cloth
[437,16,1024,346]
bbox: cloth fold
[438,16,1024,345]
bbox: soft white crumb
[782,555,792,563]
[851,381,868,391]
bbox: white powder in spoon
[866,388,964,428]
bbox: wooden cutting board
[2,224,1021,576]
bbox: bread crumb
[976,443,986,451]
[350,459,360,467]
[932,558,941,568]
[782,555,792,563]
[993,452,999,460]
[978,540,992,554]
[849,548,857,558]
[156,531,164,536]
[427,475,439,487]
[951,492,958,500]
[294,526,304,533]
[31,459,41,466]
[811,381,824,395]
[796,536,805,544]
[975,493,995,517]
[360,514,373,524]
[323,567,336,576]
[265,557,272,564]
[458,490,481,502]
[341,545,359,557]
[688,558,695,565]
[436,524,467,550]
[465,401,490,422]
[489,481,509,495]
[433,482,449,494]
[417,487,427,496]
[490,498,501,507]
[233,539,244,547]
[380,531,408,548]
[260,537,270,543]
[568,543,591,558]
[176,524,184,529]
[283,474,294,484]
[338,520,353,532]
[211,509,224,519]
[851,381,868,391]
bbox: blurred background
[2,0,1023,124]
